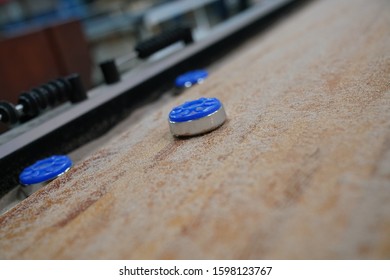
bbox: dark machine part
[100,26,194,84]
[134,26,193,58]
[67,74,87,103]
[99,60,120,85]
[18,91,42,118]
[0,102,20,124]
[41,83,60,106]
[0,73,87,125]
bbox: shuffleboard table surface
[1,0,390,259]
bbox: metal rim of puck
[175,69,208,88]
[19,155,72,186]
[169,97,226,137]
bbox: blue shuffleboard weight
[168,97,226,137]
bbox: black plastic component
[29,90,44,110]
[100,59,121,84]
[47,80,64,102]
[0,101,18,124]
[18,91,41,117]
[135,26,193,59]
[99,26,193,85]
[58,79,70,100]
[57,77,72,95]
[40,83,58,106]
[31,88,49,109]
[0,73,86,126]
[67,73,87,103]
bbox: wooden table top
[1,0,389,259]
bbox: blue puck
[169,97,227,136]
[169,97,221,122]
[175,69,208,88]
[19,155,72,185]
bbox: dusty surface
[1,0,390,259]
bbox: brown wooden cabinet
[0,19,92,104]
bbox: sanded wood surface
[1,0,390,259]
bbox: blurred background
[0,0,258,104]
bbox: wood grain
[1,0,390,259]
